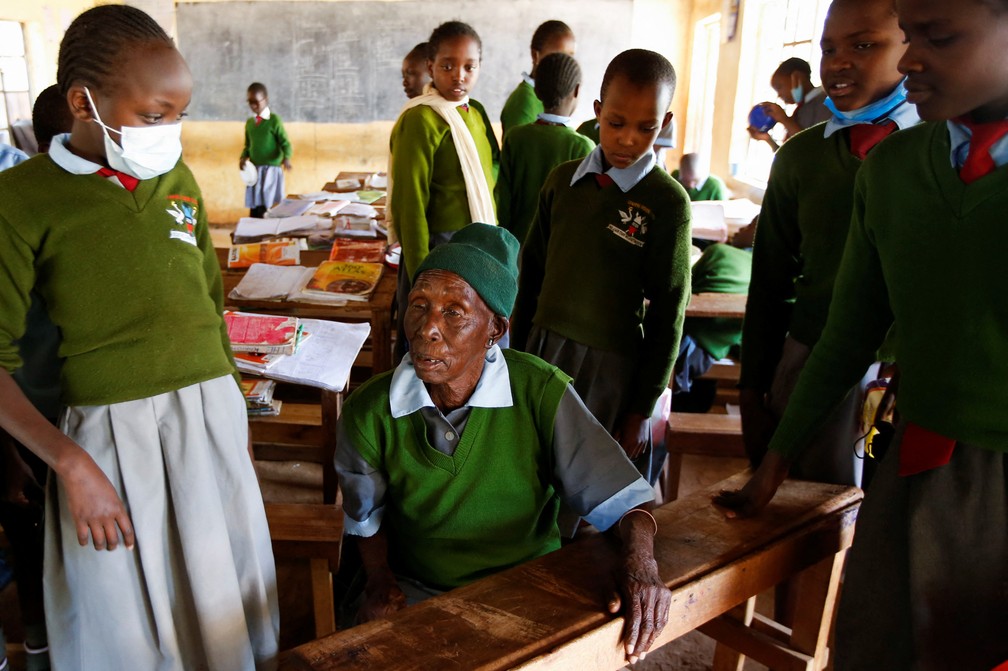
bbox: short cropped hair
[406,42,429,62]
[773,57,812,78]
[531,20,573,51]
[32,85,74,151]
[534,53,582,110]
[428,21,482,60]
[248,82,268,97]
[57,5,173,96]
[599,49,676,104]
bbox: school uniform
[740,101,919,486]
[241,107,291,210]
[500,74,543,139]
[768,120,1008,670]
[512,146,692,490]
[470,98,501,179]
[792,86,832,134]
[496,114,595,245]
[575,118,600,144]
[670,170,727,201]
[0,135,278,670]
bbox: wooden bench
[279,475,861,671]
[663,412,746,501]
[265,502,344,639]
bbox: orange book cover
[304,262,383,301]
[328,238,386,263]
[227,241,301,268]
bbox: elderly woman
[335,224,671,663]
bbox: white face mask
[84,87,183,180]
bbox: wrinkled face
[531,32,576,73]
[405,270,495,389]
[428,36,481,102]
[594,75,672,170]
[70,41,191,161]
[897,0,1008,121]
[402,55,431,99]
[247,89,267,114]
[820,1,906,112]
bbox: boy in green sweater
[500,20,576,139]
[239,82,292,217]
[718,0,1008,666]
[496,52,594,247]
[671,153,726,201]
[513,49,692,491]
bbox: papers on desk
[690,202,729,242]
[722,198,762,228]
[258,319,371,392]
[305,200,351,217]
[365,173,387,189]
[229,263,315,301]
[295,191,351,202]
[233,216,330,243]
[266,198,315,218]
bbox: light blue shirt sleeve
[334,419,385,537]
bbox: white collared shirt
[569,145,656,193]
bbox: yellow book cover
[304,261,383,301]
[227,240,301,268]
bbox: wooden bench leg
[662,424,683,502]
[787,549,847,669]
[711,596,756,671]
[310,558,336,638]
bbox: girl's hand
[608,550,671,663]
[739,388,778,468]
[760,102,788,122]
[239,157,247,170]
[356,572,407,624]
[60,450,135,551]
[283,159,293,171]
[712,451,790,519]
[614,412,650,460]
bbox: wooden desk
[217,248,397,375]
[280,474,861,670]
[685,292,748,319]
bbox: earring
[486,338,494,348]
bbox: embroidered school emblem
[166,194,199,246]
[607,201,651,247]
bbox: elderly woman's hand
[614,412,650,460]
[611,508,671,663]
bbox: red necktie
[898,421,956,476]
[848,121,898,160]
[595,173,614,189]
[96,166,139,192]
[955,115,1008,183]
[255,115,263,126]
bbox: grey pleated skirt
[45,375,279,670]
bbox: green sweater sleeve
[240,120,251,160]
[495,142,515,238]
[0,201,33,373]
[273,116,292,160]
[510,176,553,350]
[390,108,440,279]
[628,189,692,415]
[500,81,542,139]
[739,147,801,391]
[194,186,240,385]
[768,168,894,461]
[470,99,500,180]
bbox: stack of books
[241,377,280,416]
[225,311,307,356]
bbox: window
[729,0,831,185]
[0,20,31,146]
[683,14,721,164]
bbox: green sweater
[770,122,1008,459]
[671,170,727,201]
[341,349,571,588]
[513,161,693,415]
[240,114,292,166]
[740,125,863,391]
[389,102,497,278]
[500,80,542,139]
[0,156,236,406]
[686,243,752,359]
[471,99,501,180]
[575,119,600,144]
[496,122,595,246]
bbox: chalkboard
[176,0,633,124]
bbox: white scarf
[387,83,496,244]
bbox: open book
[251,319,371,393]
[233,216,330,243]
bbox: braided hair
[530,20,573,52]
[600,49,677,106]
[427,21,482,60]
[534,53,582,110]
[57,5,173,96]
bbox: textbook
[227,240,302,269]
[234,350,286,375]
[224,311,303,355]
[328,238,386,263]
[302,261,383,302]
[256,319,370,393]
[228,264,315,302]
[233,216,330,243]
[305,200,351,217]
[247,399,282,417]
[241,377,276,407]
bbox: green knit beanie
[413,223,519,317]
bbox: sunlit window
[0,20,31,146]
[729,0,831,186]
[683,13,721,165]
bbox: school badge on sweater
[608,200,651,247]
[166,195,199,246]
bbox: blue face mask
[824,79,908,123]
[791,84,804,104]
